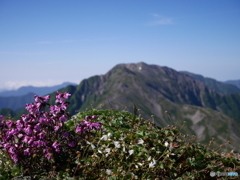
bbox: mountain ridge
[47,62,240,151]
[1,62,240,151]
[180,71,240,95]
[224,79,240,89]
[0,82,77,97]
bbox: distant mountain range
[0,63,240,152]
[180,71,240,95]
[0,82,77,97]
[0,82,77,111]
[224,80,240,89]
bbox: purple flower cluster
[0,92,71,163]
[75,115,101,133]
[0,91,102,171]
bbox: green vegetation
[1,106,239,179]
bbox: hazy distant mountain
[0,82,77,111]
[224,80,240,89]
[0,82,77,97]
[3,62,240,151]
[0,92,35,110]
[0,89,8,93]
[180,71,240,95]
[0,108,16,118]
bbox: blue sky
[0,0,240,90]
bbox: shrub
[0,92,239,179]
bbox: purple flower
[11,154,18,162]
[21,114,28,121]
[25,103,38,113]
[38,132,46,139]
[63,92,71,99]
[6,120,14,128]
[85,116,91,120]
[91,115,98,119]
[38,140,46,147]
[18,133,24,138]
[34,95,50,102]
[54,125,60,131]
[59,115,67,122]
[56,92,71,99]
[39,117,49,124]
[52,141,60,149]
[33,140,46,148]
[23,148,31,156]
[0,115,3,121]
[68,141,76,147]
[52,142,61,153]
[34,124,40,132]
[8,146,16,154]
[16,120,24,130]
[55,148,61,153]
[62,131,69,137]
[82,120,91,125]
[60,103,67,110]
[91,122,101,130]
[28,136,36,144]
[7,128,19,136]
[24,125,33,135]
[3,143,11,149]
[44,152,53,160]
[22,136,30,143]
[55,98,65,104]
[75,126,83,133]
[50,105,61,114]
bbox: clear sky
[0,0,240,90]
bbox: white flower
[105,148,111,157]
[106,169,112,175]
[98,149,102,154]
[86,141,95,149]
[149,159,156,168]
[148,156,152,161]
[100,133,112,141]
[137,163,143,166]
[105,148,111,153]
[119,136,124,141]
[164,141,169,147]
[100,135,108,141]
[91,144,96,149]
[114,141,121,148]
[129,150,134,155]
[138,139,144,144]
